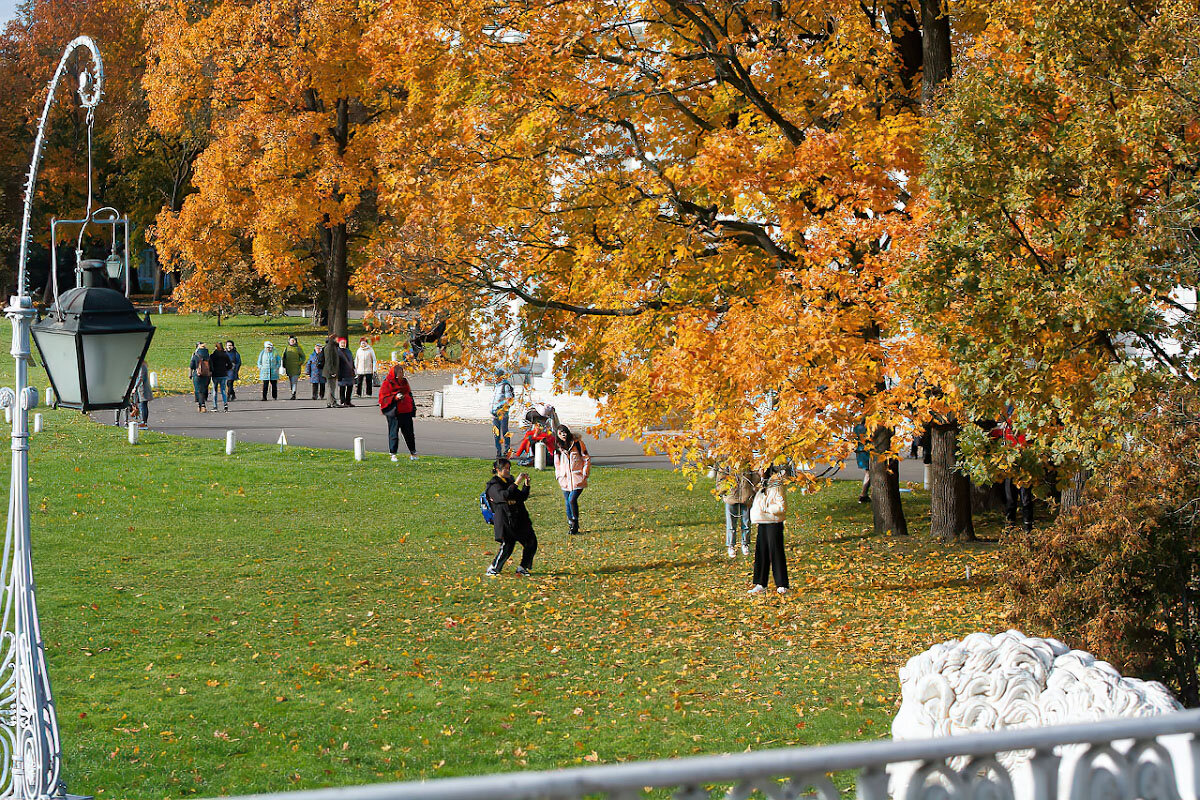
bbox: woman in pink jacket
[553,424,590,535]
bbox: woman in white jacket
[354,338,377,397]
[749,465,789,595]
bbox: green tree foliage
[908,0,1200,486]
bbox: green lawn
[16,409,1007,799]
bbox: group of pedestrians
[188,336,382,411]
[718,465,791,595]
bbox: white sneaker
[741,544,750,556]
[727,546,736,558]
[410,454,419,461]
[777,586,789,595]
[390,454,399,463]
[748,585,765,595]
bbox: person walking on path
[485,459,537,577]
[210,345,232,412]
[189,342,211,412]
[716,467,757,558]
[132,360,152,428]
[853,421,871,503]
[513,417,555,467]
[490,368,515,458]
[224,341,242,400]
[749,465,789,595]
[282,335,307,400]
[336,338,355,407]
[258,341,282,400]
[379,364,418,461]
[354,338,377,396]
[553,424,591,535]
[307,344,326,400]
[322,334,340,407]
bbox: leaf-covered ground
[19,412,1007,798]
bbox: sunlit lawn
[21,410,1007,798]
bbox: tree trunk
[1059,469,1090,515]
[930,420,974,542]
[920,0,953,106]
[326,222,349,339]
[152,253,164,301]
[870,425,909,536]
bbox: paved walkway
[132,372,926,479]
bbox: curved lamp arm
[16,36,104,299]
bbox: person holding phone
[485,459,537,577]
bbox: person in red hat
[379,363,418,461]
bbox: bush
[1001,392,1200,706]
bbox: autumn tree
[360,0,985,536]
[909,0,1200,499]
[145,0,386,337]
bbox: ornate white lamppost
[3,36,154,799]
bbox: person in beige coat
[749,465,789,595]
[717,467,758,558]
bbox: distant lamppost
[2,36,153,799]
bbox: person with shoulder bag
[749,465,789,595]
[553,424,591,535]
[485,459,537,576]
[379,364,419,462]
[189,341,211,412]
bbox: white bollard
[225,430,236,455]
[923,464,931,490]
[149,371,159,390]
[706,467,716,479]
[354,437,365,462]
[432,391,444,418]
[534,442,547,471]
[391,350,399,362]
[45,387,54,406]
[127,421,139,444]
[157,303,163,314]
[32,413,42,433]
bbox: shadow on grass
[540,557,710,577]
[870,575,998,591]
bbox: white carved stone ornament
[890,630,1189,800]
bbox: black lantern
[32,263,155,411]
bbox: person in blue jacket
[306,344,326,400]
[224,341,242,400]
[258,341,282,400]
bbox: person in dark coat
[224,341,242,400]
[210,345,232,411]
[321,334,341,408]
[485,459,537,576]
[189,342,211,412]
[379,364,418,461]
[336,338,355,407]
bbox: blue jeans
[492,411,510,457]
[211,377,228,408]
[725,502,750,548]
[138,401,149,422]
[192,375,210,406]
[563,488,582,524]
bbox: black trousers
[339,384,353,405]
[227,380,236,399]
[261,379,277,400]
[753,522,788,589]
[356,374,374,395]
[490,531,537,573]
[1004,480,1034,530]
[311,381,326,399]
[387,412,417,455]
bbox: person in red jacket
[989,403,1032,531]
[379,364,419,462]
[513,417,556,467]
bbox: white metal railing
[220,708,1200,800]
